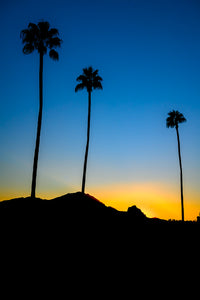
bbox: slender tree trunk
[82,91,91,194]
[31,52,43,198]
[176,125,184,221]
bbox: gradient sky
[1,0,200,220]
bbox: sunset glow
[89,182,200,220]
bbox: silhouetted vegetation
[166,110,186,221]
[20,21,62,199]
[75,67,103,194]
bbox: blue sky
[1,0,200,219]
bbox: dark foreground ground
[0,192,199,295]
[1,192,199,263]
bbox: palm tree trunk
[31,52,43,198]
[82,91,91,194]
[176,125,184,221]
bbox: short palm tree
[166,110,186,221]
[21,21,62,198]
[75,67,103,194]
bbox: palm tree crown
[166,110,186,128]
[20,21,62,60]
[75,66,103,93]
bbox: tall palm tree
[20,21,62,198]
[75,67,103,194]
[166,110,186,221]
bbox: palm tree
[20,21,62,198]
[166,110,186,221]
[75,67,103,194]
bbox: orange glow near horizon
[1,181,199,221]
[89,182,200,221]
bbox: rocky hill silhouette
[0,192,148,222]
[0,192,199,233]
[1,191,199,255]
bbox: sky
[1,0,200,220]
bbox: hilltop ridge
[0,192,198,228]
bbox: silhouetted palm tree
[20,21,62,198]
[75,67,103,194]
[166,110,186,221]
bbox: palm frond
[22,43,34,54]
[49,49,59,60]
[28,22,39,33]
[20,29,29,41]
[46,37,62,49]
[179,116,187,123]
[166,118,174,128]
[20,29,35,45]
[176,111,186,124]
[94,75,103,82]
[38,21,50,34]
[75,83,85,93]
[166,110,176,128]
[83,66,93,77]
[48,28,59,37]
[76,75,87,83]
[88,66,93,73]
[92,69,99,78]
[93,81,103,90]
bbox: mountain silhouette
[0,192,143,228]
[0,192,112,216]
[0,192,199,231]
[0,191,199,258]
